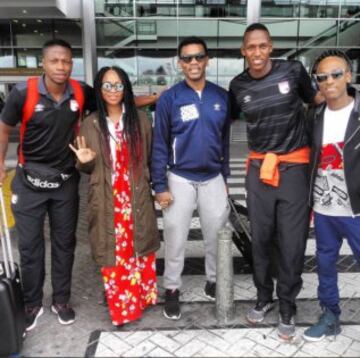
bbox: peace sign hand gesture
[69,136,96,164]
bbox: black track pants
[11,168,80,307]
[246,163,310,315]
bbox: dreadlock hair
[311,49,352,75]
[94,66,142,168]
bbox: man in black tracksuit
[229,23,321,340]
[0,39,95,331]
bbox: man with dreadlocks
[303,50,360,342]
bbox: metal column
[82,0,97,85]
[246,0,261,25]
[216,225,235,324]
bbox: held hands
[155,191,174,210]
[69,136,96,164]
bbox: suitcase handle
[0,187,15,278]
[228,197,251,239]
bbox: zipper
[308,149,320,204]
[341,116,360,215]
[345,124,360,146]
[172,137,177,164]
[198,90,205,169]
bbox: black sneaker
[25,305,44,331]
[278,312,296,340]
[51,303,75,325]
[246,301,275,324]
[163,289,181,320]
[204,281,216,300]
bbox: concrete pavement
[2,122,360,357]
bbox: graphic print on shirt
[180,104,199,122]
[314,141,350,211]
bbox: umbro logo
[34,104,45,112]
[214,103,221,111]
[243,95,251,103]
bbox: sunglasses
[101,82,124,92]
[179,53,207,64]
[314,69,346,83]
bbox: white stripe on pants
[162,172,230,290]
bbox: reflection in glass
[0,21,11,46]
[340,4,360,18]
[217,49,243,77]
[299,0,339,18]
[12,19,53,47]
[261,20,299,49]
[137,49,177,86]
[53,20,83,46]
[177,19,219,47]
[297,20,337,48]
[137,0,177,17]
[0,49,14,68]
[338,19,360,47]
[218,19,247,48]
[95,0,134,17]
[72,54,85,78]
[261,0,340,18]
[97,49,137,80]
[96,19,136,47]
[15,49,42,68]
[0,19,82,48]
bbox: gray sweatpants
[163,172,230,290]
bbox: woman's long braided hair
[94,66,142,167]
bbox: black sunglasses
[179,53,207,64]
[315,69,346,83]
[101,82,124,92]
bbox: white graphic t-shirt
[313,100,354,216]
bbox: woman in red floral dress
[71,66,160,325]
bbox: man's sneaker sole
[246,303,275,324]
[278,320,296,341]
[302,328,341,342]
[163,308,181,320]
[204,291,215,301]
[278,330,296,341]
[26,306,44,332]
[51,305,75,325]
[302,333,327,342]
[246,315,264,324]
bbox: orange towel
[247,147,310,187]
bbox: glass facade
[0,19,84,78]
[0,1,359,91]
[94,0,360,88]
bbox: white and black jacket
[309,87,360,215]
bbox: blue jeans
[314,212,360,316]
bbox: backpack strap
[18,78,84,165]
[19,77,39,165]
[69,78,85,135]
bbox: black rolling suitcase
[228,197,253,267]
[0,188,26,356]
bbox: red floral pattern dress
[101,122,157,326]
